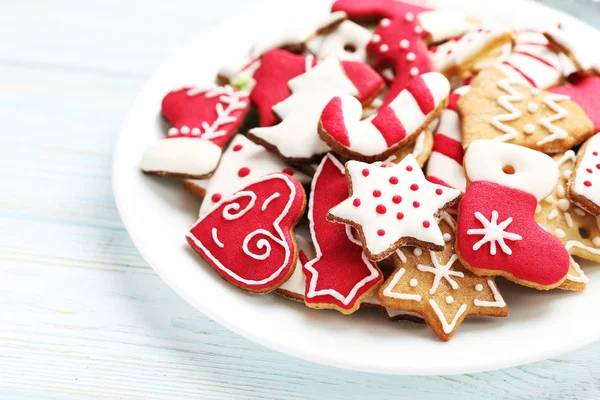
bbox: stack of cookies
[139,0,600,341]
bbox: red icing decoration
[406,166,413,171]
[373,190,382,197]
[238,167,251,177]
[406,76,435,114]
[353,198,361,207]
[457,181,569,287]
[282,168,294,176]
[362,168,370,177]
[423,221,430,228]
[211,193,222,203]
[332,0,431,22]
[187,173,306,293]
[302,155,382,311]
[366,16,434,105]
[396,212,404,220]
[436,188,443,195]
[376,204,387,214]
[550,75,600,133]
[371,107,407,146]
[585,181,592,187]
[389,176,399,184]
[320,97,350,146]
[252,50,384,127]
[432,133,464,165]
[377,229,386,236]
[413,201,420,208]
[410,184,419,191]
[392,195,402,204]
[233,144,243,152]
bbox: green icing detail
[231,73,252,91]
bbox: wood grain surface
[1,0,600,398]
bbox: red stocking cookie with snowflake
[140,85,250,178]
[319,72,450,161]
[328,155,461,261]
[186,173,306,293]
[302,154,383,314]
[378,217,508,341]
[456,140,570,290]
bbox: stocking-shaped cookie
[458,67,594,153]
[456,140,570,290]
[569,133,600,216]
[425,86,470,192]
[302,154,383,314]
[186,173,306,293]
[498,29,564,89]
[140,85,250,178]
[378,217,508,341]
[251,49,384,128]
[551,75,600,133]
[535,151,600,292]
[182,135,311,215]
[319,72,450,161]
[328,155,461,261]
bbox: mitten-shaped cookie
[140,85,250,178]
[456,140,570,290]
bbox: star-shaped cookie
[327,155,461,261]
[377,217,508,341]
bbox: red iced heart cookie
[141,85,250,178]
[186,173,306,293]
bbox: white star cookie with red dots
[327,154,461,261]
[186,135,311,216]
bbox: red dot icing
[410,184,419,191]
[377,229,385,236]
[396,212,404,220]
[587,168,593,173]
[233,144,243,152]
[362,168,370,177]
[353,198,361,207]
[585,181,592,187]
[376,205,387,214]
[423,221,430,228]
[413,201,420,208]
[379,163,387,168]
[389,176,399,184]
[435,188,443,195]
[211,193,222,202]
[392,195,402,204]
[238,167,251,177]
[282,168,294,176]
[406,166,413,172]
[594,152,599,156]
[373,190,382,198]
[597,164,600,170]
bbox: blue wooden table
[1,0,600,398]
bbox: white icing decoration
[307,20,372,63]
[413,248,423,257]
[535,204,542,214]
[407,52,416,61]
[531,87,541,96]
[140,137,222,177]
[523,123,535,134]
[467,211,523,255]
[417,252,464,295]
[443,233,452,242]
[536,94,570,146]
[409,278,418,287]
[261,193,281,212]
[475,283,483,292]
[527,102,538,113]
[594,237,600,247]
[396,249,407,263]
[412,132,426,158]
[382,268,422,302]
[544,195,555,203]
[546,28,600,73]
[565,212,574,228]
[417,11,474,43]
[567,255,589,284]
[329,156,461,256]
[278,234,315,295]
[372,34,381,43]
[211,228,224,248]
[446,296,454,304]
[554,228,566,239]
[250,57,358,160]
[566,240,600,256]
[430,300,467,334]
[573,134,600,208]
[474,280,506,307]
[464,140,559,201]
[557,184,566,198]
[547,209,558,220]
[381,18,391,27]
[400,39,409,49]
[557,198,570,211]
[380,44,389,53]
[491,79,524,142]
[186,174,296,286]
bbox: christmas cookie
[425,86,470,192]
[456,140,570,290]
[331,0,431,23]
[568,133,600,216]
[327,155,461,261]
[182,135,311,215]
[378,217,508,341]
[551,74,600,133]
[186,173,306,293]
[535,150,599,291]
[140,85,250,178]
[319,72,450,161]
[307,20,373,63]
[430,27,515,82]
[277,225,315,302]
[498,29,564,89]
[302,154,383,314]
[458,67,594,153]
[384,129,433,168]
[545,29,600,76]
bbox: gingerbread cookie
[302,154,383,314]
[535,150,600,291]
[182,135,311,215]
[458,67,594,153]
[425,86,470,192]
[456,140,570,290]
[186,173,306,293]
[430,27,515,82]
[551,74,600,133]
[545,28,600,76]
[307,20,373,63]
[568,133,600,216]
[378,217,508,341]
[384,129,433,167]
[319,72,450,161]
[140,85,250,178]
[327,155,461,261]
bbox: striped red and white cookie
[425,86,470,192]
[140,85,250,179]
[319,72,450,161]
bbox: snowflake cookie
[456,140,570,290]
[377,217,508,342]
[327,154,461,262]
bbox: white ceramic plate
[113,0,600,375]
